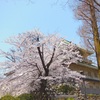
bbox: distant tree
[74,0,100,75]
[0,30,83,99]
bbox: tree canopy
[0,30,83,98]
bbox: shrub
[57,84,75,94]
[67,98,74,100]
[0,95,19,100]
[17,93,34,100]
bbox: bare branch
[94,0,100,7]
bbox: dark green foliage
[0,95,19,100]
[30,79,55,100]
[17,93,34,100]
[57,84,75,95]
[0,94,34,100]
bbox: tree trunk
[39,79,48,100]
[89,0,100,77]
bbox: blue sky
[0,0,82,76]
[0,0,82,52]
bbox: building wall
[69,63,100,94]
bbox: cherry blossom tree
[0,30,83,99]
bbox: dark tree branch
[46,47,55,69]
[6,56,15,62]
[81,11,91,20]
[79,0,100,12]
[94,0,100,7]
[87,39,95,51]
[37,46,46,71]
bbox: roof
[78,62,98,70]
[81,77,100,82]
[63,39,93,56]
